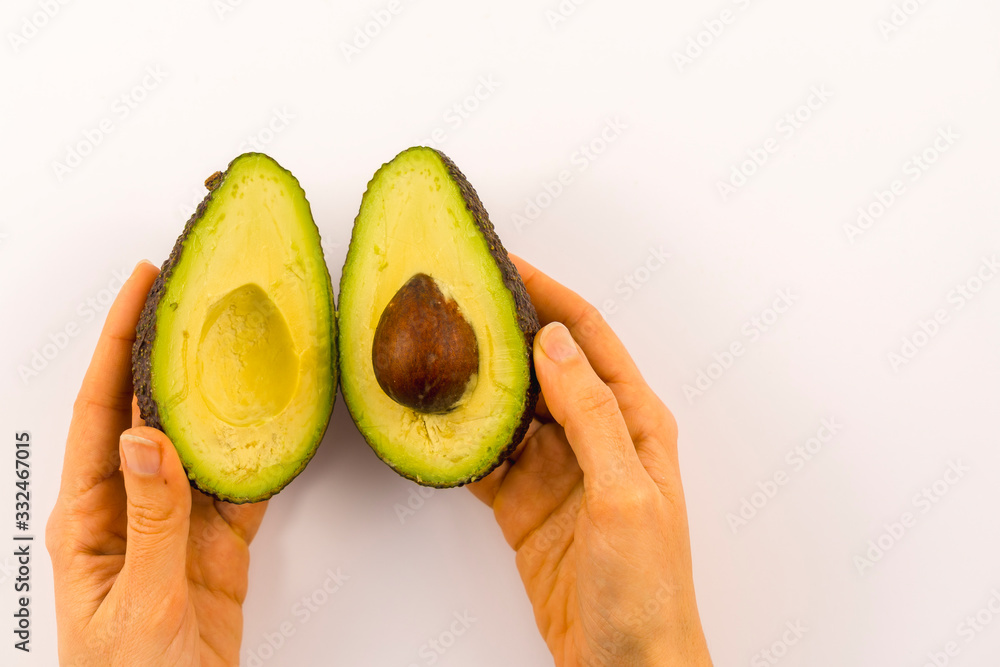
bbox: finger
[117,426,191,605]
[491,425,583,551]
[215,499,269,545]
[532,390,553,423]
[467,419,542,507]
[511,255,644,389]
[63,261,159,497]
[533,322,643,488]
[512,255,675,459]
[466,467,504,507]
[131,395,144,428]
[468,423,583,549]
[508,419,541,463]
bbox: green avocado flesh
[133,153,336,503]
[339,147,539,487]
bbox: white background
[2,0,1000,665]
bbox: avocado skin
[132,153,336,504]
[340,147,541,488]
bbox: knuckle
[658,399,679,442]
[126,498,181,536]
[574,303,606,339]
[592,482,661,522]
[659,483,688,519]
[620,486,661,519]
[575,384,620,419]
[140,585,188,622]
[71,392,99,420]
[633,390,679,454]
[45,511,64,558]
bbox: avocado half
[338,147,540,487]
[133,153,337,503]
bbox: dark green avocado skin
[340,147,541,488]
[132,167,223,441]
[132,153,336,504]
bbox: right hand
[469,257,713,667]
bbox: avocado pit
[372,273,479,414]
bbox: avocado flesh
[133,153,336,503]
[339,147,539,487]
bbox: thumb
[118,426,191,599]
[534,322,642,488]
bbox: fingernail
[133,259,154,272]
[121,434,161,476]
[540,323,578,362]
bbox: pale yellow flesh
[152,155,334,499]
[340,148,529,485]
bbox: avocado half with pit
[133,153,336,503]
[338,147,540,487]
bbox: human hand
[469,257,712,667]
[46,262,268,666]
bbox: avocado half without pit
[133,153,337,503]
[339,147,540,487]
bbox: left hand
[46,261,268,666]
